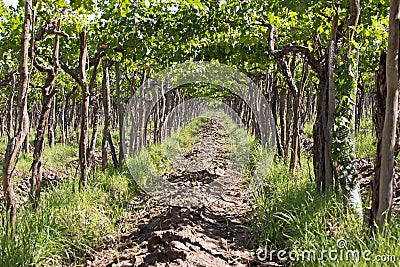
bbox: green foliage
[0,0,390,110]
[331,5,363,209]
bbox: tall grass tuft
[0,168,138,266]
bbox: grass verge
[0,167,138,266]
[250,148,400,266]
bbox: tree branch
[60,60,82,87]
[262,22,322,76]
[35,20,69,41]
[60,48,105,89]
[0,72,16,87]
[33,57,52,73]
[278,44,321,74]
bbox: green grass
[148,142,172,173]
[250,151,400,266]
[0,168,139,266]
[0,136,139,267]
[147,116,207,173]
[355,119,375,159]
[0,141,78,182]
[177,117,207,152]
[355,130,375,159]
[41,143,78,169]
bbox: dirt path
[86,117,279,267]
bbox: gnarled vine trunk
[30,13,66,204]
[2,0,32,236]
